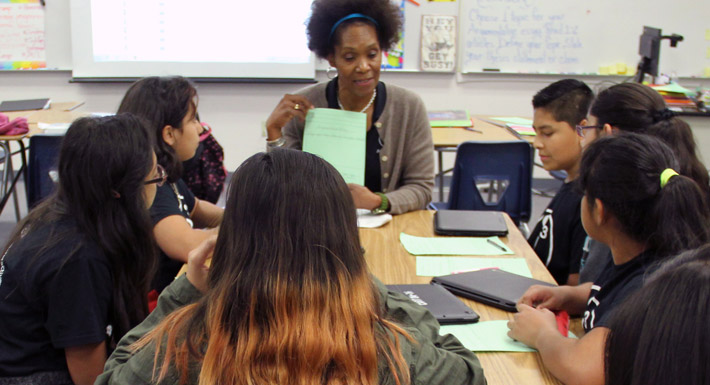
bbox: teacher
[265,0,434,215]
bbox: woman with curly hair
[265,0,434,215]
[95,149,485,385]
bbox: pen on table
[486,238,508,252]
[463,126,482,133]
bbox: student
[578,82,710,284]
[118,76,224,294]
[507,133,710,385]
[96,149,485,385]
[0,115,160,385]
[265,0,434,214]
[605,245,710,385]
[528,79,594,285]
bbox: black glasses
[575,124,604,137]
[145,164,167,187]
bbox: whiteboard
[459,0,710,77]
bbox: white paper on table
[356,209,392,228]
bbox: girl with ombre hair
[96,149,485,385]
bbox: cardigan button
[383,188,388,192]
[383,173,390,178]
[381,155,389,162]
[375,122,382,128]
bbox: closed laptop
[434,210,508,236]
[431,268,556,312]
[387,283,479,324]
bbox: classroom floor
[0,177,559,248]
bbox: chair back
[28,134,63,208]
[445,141,533,225]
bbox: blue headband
[328,13,379,43]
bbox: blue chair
[27,134,63,209]
[433,140,533,228]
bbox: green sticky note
[490,117,533,126]
[416,257,531,277]
[440,321,535,352]
[303,108,366,185]
[399,233,514,255]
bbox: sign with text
[420,15,456,72]
[0,0,46,69]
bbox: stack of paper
[428,110,473,127]
[649,83,698,113]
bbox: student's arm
[154,216,217,263]
[65,341,106,385]
[507,304,606,385]
[190,198,223,229]
[518,283,592,316]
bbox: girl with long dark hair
[0,115,160,385]
[118,76,224,294]
[507,133,710,385]
[97,149,485,385]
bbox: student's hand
[518,285,567,310]
[348,184,382,211]
[507,304,558,348]
[265,94,314,140]
[186,235,217,293]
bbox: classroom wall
[2,70,710,173]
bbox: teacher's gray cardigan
[282,81,435,214]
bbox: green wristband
[372,192,389,214]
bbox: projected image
[90,0,312,63]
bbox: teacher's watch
[372,193,389,214]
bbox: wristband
[371,192,389,214]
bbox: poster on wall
[0,0,46,70]
[420,15,456,72]
[382,0,405,69]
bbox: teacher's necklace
[338,89,377,113]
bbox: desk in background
[0,102,85,215]
[431,117,530,202]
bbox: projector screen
[70,0,316,80]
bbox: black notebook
[434,209,508,236]
[431,268,556,312]
[387,283,479,324]
[0,98,50,112]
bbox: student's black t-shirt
[150,179,196,293]
[582,250,654,332]
[528,181,587,284]
[0,219,112,377]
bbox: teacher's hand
[348,184,382,211]
[265,94,314,140]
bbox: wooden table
[361,210,562,385]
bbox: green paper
[302,108,366,185]
[400,233,514,255]
[490,117,534,125]
[441,321,536,352]
[416,257,531,277]
[650,83,693,96]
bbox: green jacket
[95,275,486,385]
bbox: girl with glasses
[0,114,159,385]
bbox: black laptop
[434,210,508,236]
[387,284,479,324]
[431,268,556,312]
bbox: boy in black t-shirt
[528,79,594,285]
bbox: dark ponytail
[579,133,710,259]
[590,82,710,198]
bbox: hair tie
[328,13,379,44]
[660,168,679,188]
[652,108,675,123]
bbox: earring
[326,66,338,79]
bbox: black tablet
[387,283,479,324]
[434,210,508,237]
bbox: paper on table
[400,233,513,255]
[507,124,536,136]
[416,256,531,277]
[490,117,533,126]
[440,321,535,352]
[303,108,366,185]
[356,209,393,228]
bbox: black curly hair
[306,0,402,59]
